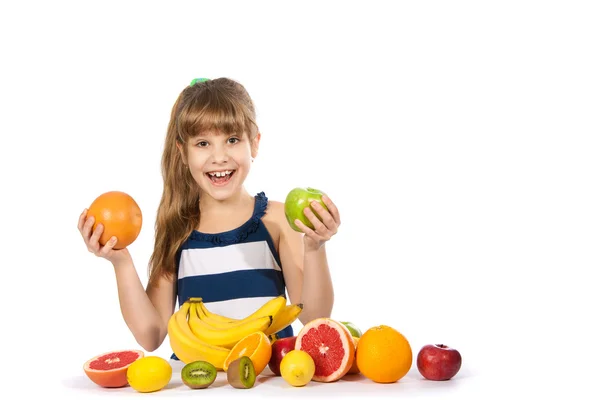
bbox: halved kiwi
[226,356,256,389]
[181,360,217,389]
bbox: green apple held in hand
[284,187,329,232]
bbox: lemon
[126,356,172,393]
[280,350,315,387]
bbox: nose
[211,143,230,164]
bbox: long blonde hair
[147,78,259,288]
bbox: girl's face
[182,130,260,201]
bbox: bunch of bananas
[167,295,303,369]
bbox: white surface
[2,0,599,398]
[57,359,479,399]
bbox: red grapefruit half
[295,318,355,382]
[83,349,144,388]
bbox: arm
[113,259,177,352]
[300,243,334,321]
[279,227,335,324]
[277,196,340,325]
[79,210,177,352]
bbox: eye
[196,141,209,147]
[228,137,240,144]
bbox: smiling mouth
[206,170,235,186]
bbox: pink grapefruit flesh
[295,318,354,382]
[83,349,144,388]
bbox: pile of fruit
[82,188,462,392]
[83,296,462,392]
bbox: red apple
[416,344,462,381]
[268,336,297,376]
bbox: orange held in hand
[87,191,143,249]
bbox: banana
[195,303,249,329]
[265,303,304,335]
[187,302,273,348]
[197,301,240,324]
[198,295,287,327]
[167,302,230,369]
[239,295,287,323]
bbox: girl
[77,77,341,353]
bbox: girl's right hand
[78,209,132,265]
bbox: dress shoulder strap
[188,192,268,246]
[252,191,268,219]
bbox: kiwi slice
[226,356,256,389]
[181,360,217,389]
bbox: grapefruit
[346,336,360,375]
[83,349,144,388]
[294,318,355,382]
[87,191,142,249]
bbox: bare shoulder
[265,200,285,219]
[264,200,287,226]
[263,200,287,248]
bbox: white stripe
[202,296,284,320]
[178,241,280,279]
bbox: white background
[1,0,599,398]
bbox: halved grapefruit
[83,349,144,388]
[346,336,360,375]
[294,318,355,382]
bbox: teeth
[208,170,232,177]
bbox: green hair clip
[190,77,210,86]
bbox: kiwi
[226,356,256,389]
[181,360,217,389]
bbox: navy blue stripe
[178,269,286,305]
[180,223,282,268]
[258,221,282,268]
[275,325,294,339]
[182,231,268,249]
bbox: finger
[99,236,118,257]
[304,206,328,235]
[88,223,104,253]
[81,216,95,239]
[77,209,88,232]
[309,201,337,231]
[322,195,341,226]
[294,219,322,242]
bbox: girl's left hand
[295,195,341,251]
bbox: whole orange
[87,191,142,249]
[356,325,412,383]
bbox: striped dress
[172,192,293,358]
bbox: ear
[251,132,261,159]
